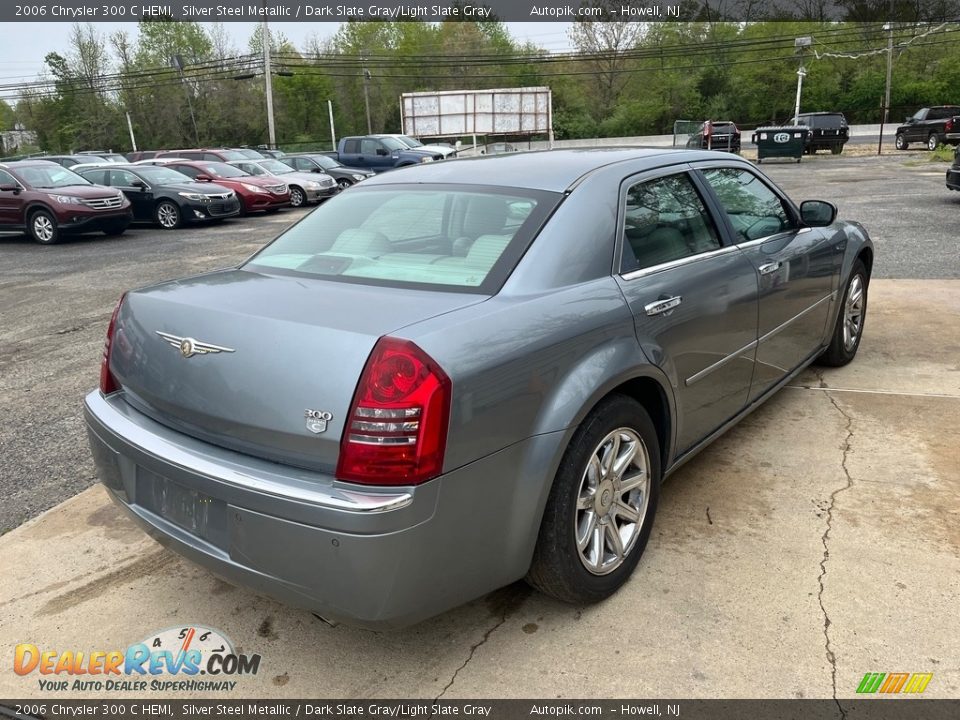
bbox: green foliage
[11,20,960,151]
[0,99,15,130]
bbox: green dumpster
[752,126,810,163]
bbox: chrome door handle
[645,296,682,316]
[758,261,781,275]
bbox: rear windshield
[800,114,846,128]
[245,185,560,293]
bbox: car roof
[798,111,845,116]
[0,159,64,168]
[360,148,722,193]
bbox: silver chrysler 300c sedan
[85,149,873,628]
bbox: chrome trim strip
[734,227,812,250]
[84,392,413,514]
[685,339,758,386]
[759,292,837,345]
[620,245,740,282]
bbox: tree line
[5,18,959,153]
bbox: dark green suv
[796,112,849,155]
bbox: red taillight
[99,293,126,394]
[946,118,954,132]
[336,337,451,486]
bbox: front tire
[527,395,660,605]
[154,201,181,229]
[818,259,868,367]
[927,133,941,151]
[895,134,908,150]
[288,186,305,208]
[831,145,843,155]
[29,209,59,245]
[337,178,352,191]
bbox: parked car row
[687,113,850,156]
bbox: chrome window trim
[620,244,740,282]
[685,339,759,386]
[735,226,813,250]
[758,291,837,345]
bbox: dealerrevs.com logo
[14,625,261,692]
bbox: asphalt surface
[0,153,957,534]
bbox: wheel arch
[24,201,55,223]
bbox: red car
[0,160,132,244]
[161,160,290,214]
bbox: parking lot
[1,153,958,699]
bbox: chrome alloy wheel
[32,214,54,242]
[843,274,865,351]
[575,428,651,575]
[157,203,179,229]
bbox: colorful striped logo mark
[857,672,933,694]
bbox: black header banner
[5,0,960,23]
[3,699,960,720]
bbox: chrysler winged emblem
[156,331,235,359]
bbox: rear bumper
[84,391,562,628]
[947,167,960,191]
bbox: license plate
[137,468,225,545]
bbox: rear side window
[343,140,360,154]
[245,185,560,293]
[621,173,721,273]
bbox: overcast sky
[0,22,575,101]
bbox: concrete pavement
[1,279,957,700]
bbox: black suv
[796,112,849,155]
[686,121,741,153]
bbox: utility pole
[262,19,276,149]
[879,22,894,155]
[170,55,200,146]
[793,37,812,125]
[328,99,336,150]
[361,49,372,134]
[125,111,137,152]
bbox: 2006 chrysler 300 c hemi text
[84,149,873,628]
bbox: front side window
[700,167,796,242]
[172,165,199,179]
[360,139,382,155]
[621,172,721,273]
[0,169,18,186]
[245,186,559,292]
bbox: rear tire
[28,209,59,245]
[831,145,843,155]
[895,134,908,150]
[527,395,660,605]
[154,201,181,229]
[927,133,941,151]
[818,260,868,367]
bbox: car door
[109,169,152,220]
[614,167,759,455]
[906,110,926,142]
[361,138,392,171]
[0,169,24,227]
[696,164,840,401]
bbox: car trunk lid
[111,269,484,473]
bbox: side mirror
[311,167,321,173]
[0,183,19,193]
[800,200,837,227]
[905,116,913,124]
[132,179,146,189]
[196,174,212,182]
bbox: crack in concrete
[814,370,853,720]
[433,612,510,705]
